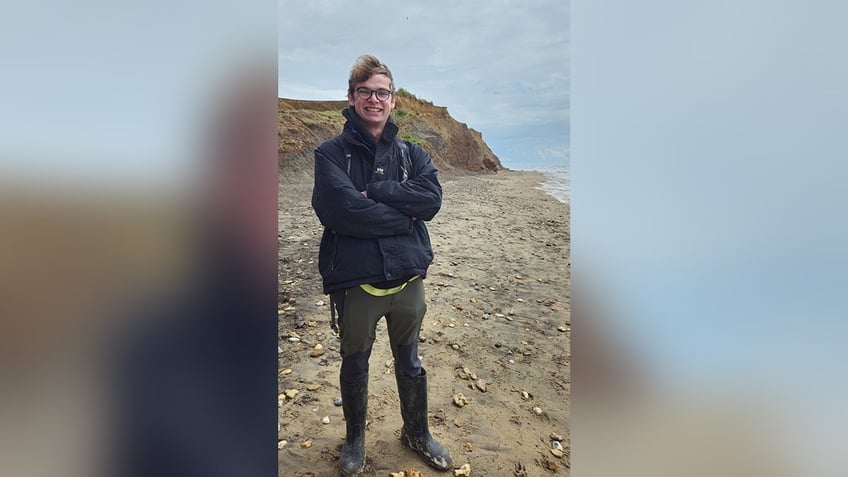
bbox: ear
[347,91,355,106]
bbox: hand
[360,190,367,198]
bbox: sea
[516,164,569,203]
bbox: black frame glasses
[354,87,393,101]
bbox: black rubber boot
[396,368,453,471]
[339,377,367,476]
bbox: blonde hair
[348,54,394,93]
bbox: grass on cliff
[396,88,433,105]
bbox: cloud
[278,0,569,168]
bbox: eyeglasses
[354,87,393,101]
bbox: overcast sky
[278,0,569,170]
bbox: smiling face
[348,73,395,132]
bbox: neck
[366,124,384,142]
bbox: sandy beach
[278,170,570,476]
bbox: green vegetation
[395,88,433,105]
[394,108,409,118]
[395,88,416,99]
[401,132,426,147]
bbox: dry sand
[278,171,570,476]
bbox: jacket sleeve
[365,144,443,221]
[312,145,414,238]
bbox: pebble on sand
[474,379,487,393]
[333,396,343,406]
[556,325,569,332]
[532,407,544,416]
[321,416,330,424]
[280,368,292,376]
[550,448,564,458]
[552,440,564,451]
[300,440,312,449]
[454,463,472,476]
[287,336,301,343]
[550,432,564,442]
[393,468,421,477]
[306,383,321,391]
[451,344,461,350]
[452,393,470,408]
[284,389,299,400]
[277,440,287,450]
[309,344,325,357]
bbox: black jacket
[312,107,442,294]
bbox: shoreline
[278,170,570,475]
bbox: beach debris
[277,439,287,450]
[550,432,564,442]
[552,440,564,452]
[482,313,489,320]
[287,336,301,343]
[550,448,564,458]
[390,468,421,477]
[474,379,487,392]
[454,463,472,476]
[521,391,530,400]
[489,286,496,291]
[321,416,330,424]
[516,298,525,303]
[508,359,515,364]
[532,407,544,416]
[280,368,292,376]
[315,300,325,306]
[515,274,523,279]
[300,440,312,449]
[452,393,470,408]
[333,396,343,406]
[306,383,320,391]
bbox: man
[312,54,453,476]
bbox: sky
[277,0,570,170]
[573,1,848,473]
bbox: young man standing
[312,55,452,475]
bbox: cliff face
[278,94,503,180]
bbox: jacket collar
[342,106,399,147]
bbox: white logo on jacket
[375,167,384,175]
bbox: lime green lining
[360,275,420,296]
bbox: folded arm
[312,147,413,238]
[365,144,442,221]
